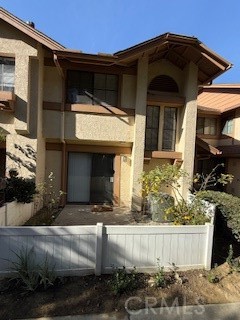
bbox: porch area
[53,205,136,226]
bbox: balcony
[0,91,15,112]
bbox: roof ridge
[0,6,65,50]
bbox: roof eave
[0,7,65,51]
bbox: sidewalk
[20,302,240,320]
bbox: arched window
[148,75,179,93]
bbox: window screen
[145,106,160,151]
[162,107,177,151]
[67,71,118,106]
[0,57,15,91]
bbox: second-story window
[67,71,118,106]
[196,117,217,135]
[0,57,15,91]
[222,117,233,135]
[145,106,177,151]
[162,107,177,151]
[145,106,160,151]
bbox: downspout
[53,54,66,206]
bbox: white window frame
[0,57,15,92]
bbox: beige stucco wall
[178,62,198,198]
[120,155,131,206]
[0,22,46,195]
[130,56,149,210]
[43,111,135,143]
[43,110,62,138]
[5,133,37,178]
[43,66,62,102]
[45,150,62,197]
[0,20,38,133]
[121,74,136,109]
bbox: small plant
[154,259,166,288]
[207,264,220,284]
[110,266,138,295]
[38,255,57,290]
[10,247,39,291]
[226,245,240,273]
[9,247,57,292]
[36,172,65,216]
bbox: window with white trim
[0,57,15,91]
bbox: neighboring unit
[196,84,240,196]
[0,7,232,209]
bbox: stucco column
[14,55,30,133]
[179,61,198,198]
[130,55,149,211]
[35,44,45,189]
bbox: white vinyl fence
[0,222,214,277]
[0,201,34,226]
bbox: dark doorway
[67,152,114,204]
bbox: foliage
[165,198,210,225]
[9,247,57,292]
[193,163,233,192]
[197,190,240,241]
[140,164,188,213]
[226,245,240,273]
[36,172,65,214]
[140,164,188,199]
[154,259,166,287]
[110,266,138,295]
[207,264,220,284]
[0,128,6,142]
[5,171,36,203]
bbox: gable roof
[114,33,232,84]
[198,84,240,114]
[0,7,65,50]
[54,33,232,84]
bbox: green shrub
[197,190,240,241]
[165,198,210,225]
[5,176,36,203]
[110,266,138,295]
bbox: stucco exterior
[0,8,231,210]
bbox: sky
[0,0,240,83]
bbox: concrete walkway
[20,302,240,320]
[53,205,134,226]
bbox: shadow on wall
[6,143,36,179]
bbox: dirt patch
[1,263,240,320]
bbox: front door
[67,152,114,204]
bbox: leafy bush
[197,190,240,241]
[165,198,210,225]
[5,176,36,203]
[110,266,138,295]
